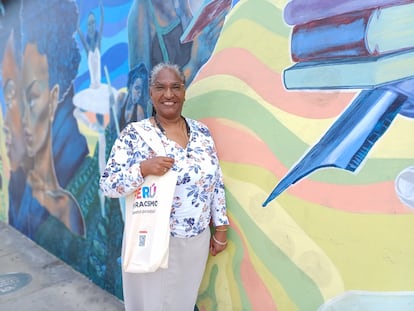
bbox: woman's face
[131,77,143,104]
[2,35,28,170]
[21,43,58,158]
[150,68,185,119]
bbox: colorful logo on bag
[136,183,156,199]
[132,182,158,213]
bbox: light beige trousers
[122,228,210,311]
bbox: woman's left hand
[209,230,227,256]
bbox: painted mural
[0,0,413,310]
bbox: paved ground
[0,221,125,310]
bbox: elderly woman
[100,62,229,310]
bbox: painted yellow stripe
[187,75,334,142]
[230,211,299,311]
[225,162,414,290]
[215,19,291,72]
[198,211,298,311]
[188,75,414,158]
[199,239,243,311]
[224,174,345,300]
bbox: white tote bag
[122,122,177,273]
[122,169,177,273]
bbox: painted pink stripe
[232,221,279,311]
[202,118,413,214]
[194,47,354,119]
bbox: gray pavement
[0,221,125,310]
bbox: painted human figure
[74,1,106,131]
[21,42,86,236]
[1,32,44,236]
[74,0,118,216]
[116,62,150,131]
[77,2,104,90]
[2,32,30,174]
[127,0,231,117]
[2,26,87,237]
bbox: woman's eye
[29,98,36,108]
[26,81,43,108]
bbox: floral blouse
[99,117,229,238]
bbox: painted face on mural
[87,13,96,41]
[131,77,143,104]
[21,43,58,158]
[1,33,28,171]
[150,68,186,118]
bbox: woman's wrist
[213,230,227,240]
[214,225,229,232]
[212,225,228,244]
[212,234,227,246]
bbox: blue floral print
[100,118,229,237]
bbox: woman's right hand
[140,156,175,177]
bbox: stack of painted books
[283,0,414,89]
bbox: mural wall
[1,0,414,310]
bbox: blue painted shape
[262,87,406,206]
[385,77,414,118]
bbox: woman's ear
[49,84,60,122]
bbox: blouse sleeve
[99,123,145,198]
[211,163,230,227]
[208,136,230,227]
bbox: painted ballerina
[74,0,117,217]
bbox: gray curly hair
[150,62,186,86]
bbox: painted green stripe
[199,231,252,310]
[223,0,290,37]
[226,191,324,311]
[198,264,219,311]
[184,90,412,184]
